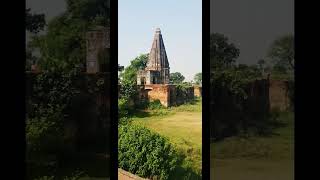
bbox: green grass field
[211,111,294,180]
[132,98,202,178]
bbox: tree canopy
[26,8,46,34]
[210,33,240,69]
[193,73,202,85]
[120,54,148,84]
[170,72,185,84]
[268,34,294,70]
[30,0,110,72]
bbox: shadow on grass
[27,152,110,180]
[27,139,110,180]
[169,153,202,180]
[132,109,152,118]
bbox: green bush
[148,100,164,110]
[118,124,178,179]
[118,98,130,118]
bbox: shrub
[118,124,178,179]
[148,100,164,110]
[118,98,130,118]
[26,105,64,163]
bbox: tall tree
[194,72,202,85]
[268,34,294,70]
[31,0,110,72]
[26,9,46,70]
[257,59,266,74]
[170,72,185,84]
[210,33,240,69]
[26,8,46,33]
[120,54,148,84]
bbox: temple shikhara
[137,28,170,85]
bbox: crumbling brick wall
[269,79,290,111]
[210,79,270,140]
[145,84,171,107]
[194,86,202,97]
[133,84,195,107]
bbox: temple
[137,28,170,85]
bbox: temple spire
[137,28,170,85]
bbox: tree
[26,8,46,71]
[268,34,294,70]
[31,0,111,72]
[170,72,185,84]
[194,72,202,85]
[210,33,240,69]
[26,8,46,33]
[120,54,148,84]
[257,59,266,73]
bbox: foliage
[287,80,295,111]
[169,72,185,84]
[66,0,110,26]
[26,106,64,156]
[30,0,110,72]
[193,72,202,85]
[26,69,81,178]
[132,99,202,178]
[118,124,178,179]
[26,8,46,70]
[33,170,87,180]
[268,34,294,70]
[120,54,148,84]
[26,8,46,33]
[118,98,133,119]
[148,100,164,110]
[210,33,273,140]
[210,33,240,69]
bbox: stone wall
[210,79,270,139]
[269,79,290,111]
[194,86,202,97]
[135,84,195,107]
[145,84,171,107]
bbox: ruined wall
[210,79,270,139]
[269,80,290,111]
[144,84,171,107]
[132,84,194,107]
[194,86,202,97]
[174,85,194,105]
[86,26,110,73]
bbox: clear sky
[211,0,294,65]
[119,0,202,82]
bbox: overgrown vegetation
[26,1,111,179]
[210,33,294,140]
[132,98,202,179]
[118,124,179,179]
[212,111,294,160]
[118,53,202,178]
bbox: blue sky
[119,0,202,81]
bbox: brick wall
[269,80,290,111]
[194,86,202,97]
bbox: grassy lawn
[132,98,202,178]
[211,111,294,180]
